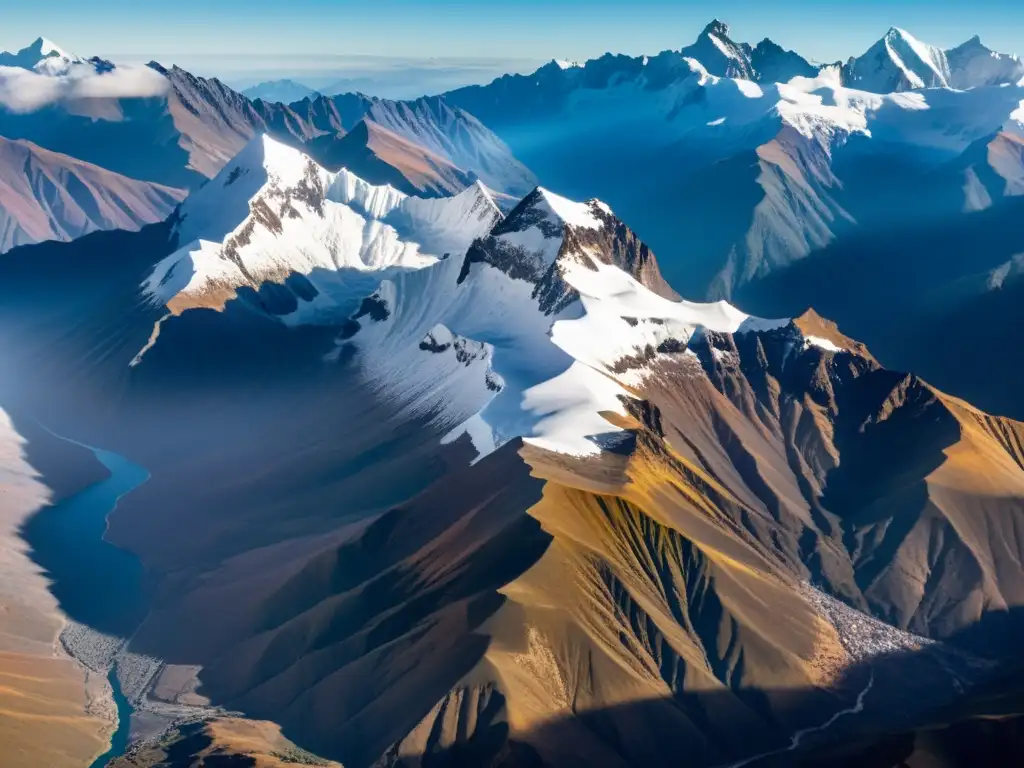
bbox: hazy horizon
[5,1,1024,71]
[4,3,1024,98]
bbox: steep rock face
[751,37,819,83]
[362,96,537,197]
[679,19,756,80]
[306,119,477,197]
[459,187,678,314]
[709,126,854,297]
[142,82,537,197]
[684,312,1024,648]
[0,137,184,253]
[155,63,293,180]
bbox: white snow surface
[0,37,86,75]
[147,135,501,320]
[843,27,1024,94]
[804,335,843,352]
[538,187,603,229]
[339,189,790,459]
[947,36,1024,89]
[547,56,1024,165]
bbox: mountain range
[441,21,1024,309]
[4,17,1024,768]
[0,38,534,253]
[2,131,1024,767]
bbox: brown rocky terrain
[111,718,342,768]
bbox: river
[20,441,150,767]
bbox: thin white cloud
[0,64,169,113]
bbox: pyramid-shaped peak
[951,34,987,50]
[883,26,921,44]
[0,36,82,70]
[34,37,65,55]
[533,187,606,230]
[702,19,732,38]
[231,133,318,183]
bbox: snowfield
[145,135,502,321]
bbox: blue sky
[3,0,1023,74]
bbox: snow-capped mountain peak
[534,187,605,230]
[681,19,755,80]
[885,26,949,81]
[0,36,87,75]
[0,36,119,77]
[455,185,679,320]
[34,37,70,57]
[842,26,950,93]
[455,187,608,308]
[702,19,732,38]
[750,37,819,83]
[335,183,788,458]
[840,26,1024,92]
[946,34,1024,88]
[172,133,323,247]
[148,134,501,319]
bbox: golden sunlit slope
[0,412,114,768]
[658,308,1024,652]
[314,310,1024,767]
[111,718,342,768]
